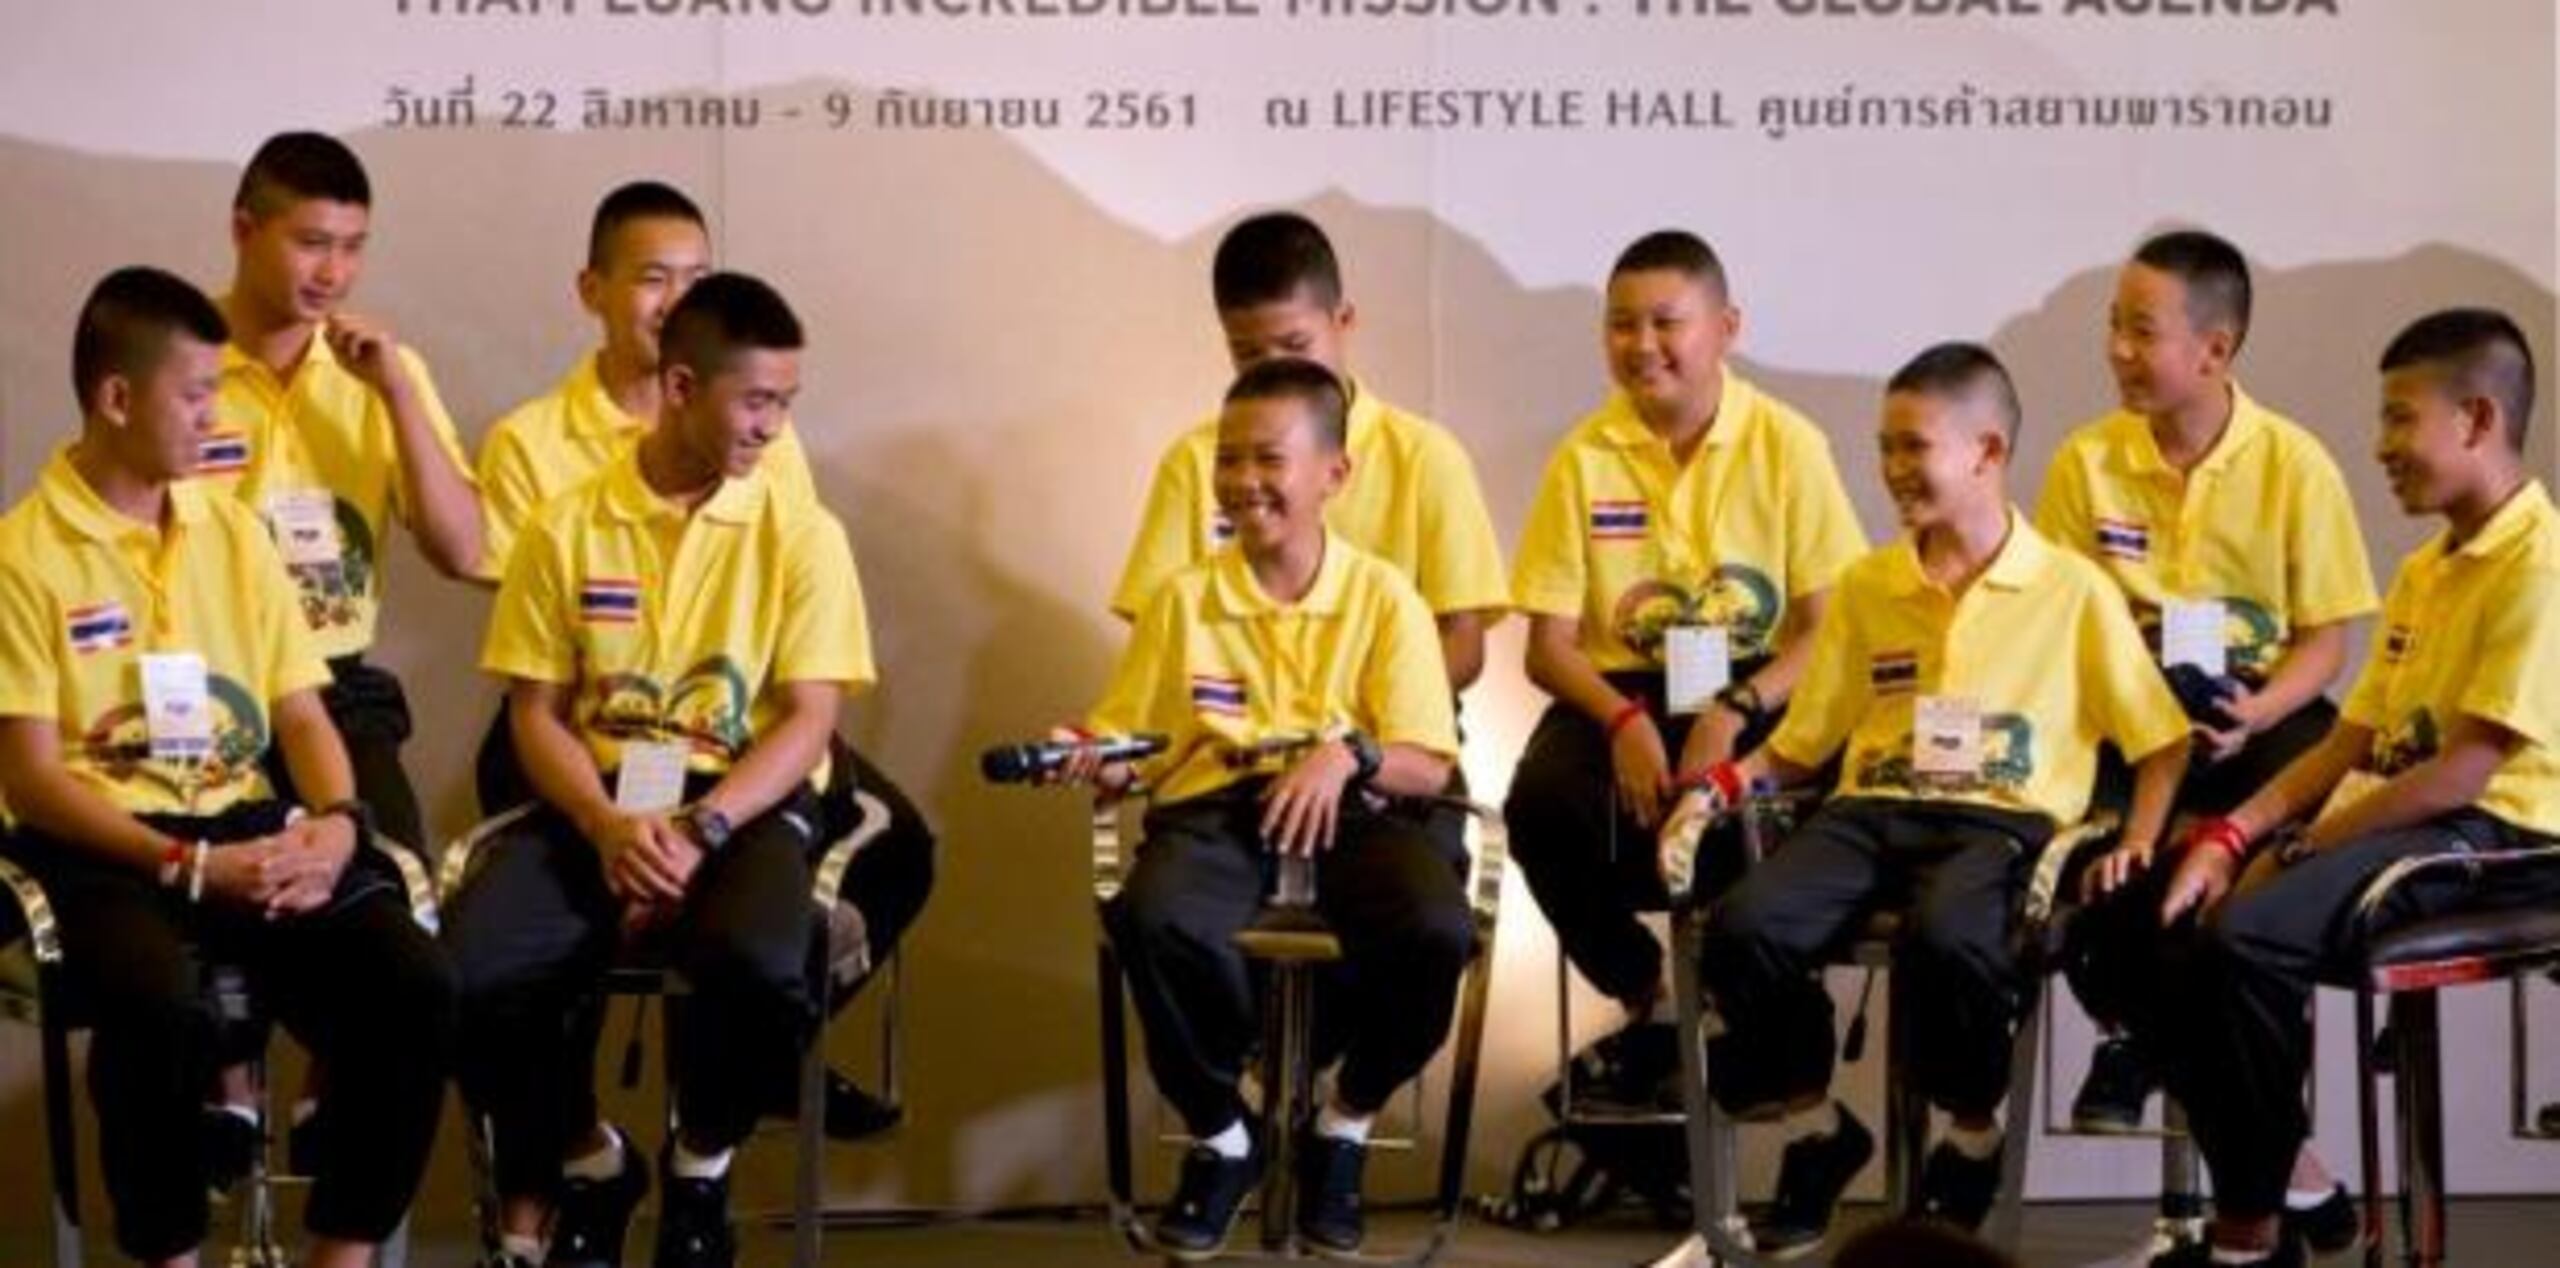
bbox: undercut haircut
[2133,229,2253,352]
[1224,356,1349,453]
[233,131,371,219]
[72,266,228,412]
[2380,308,2538,448]
[1887,341,2024,446]
[589,180,707,272]
[1212,212,1344,312]
[659,272,804,379]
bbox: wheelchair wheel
[1499,1125,1622,1232]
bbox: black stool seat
[2364,907,2560,991]
[1235,907,1342,964]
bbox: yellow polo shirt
[2342,481,2560,836]
[2035,385,2378,678]
[1110,383,1508,622]
[0,448,328,816]
[481,451,873,781]
[1512,374,1866,672]
[1770,510,2189,826]
[1089,532,1459,806]
[210,332,475,660]
[477,350,821,579]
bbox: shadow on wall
[0,95,2551,1230]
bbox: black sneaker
[765,1064,907,1142]
[2282,1182,2362,1258]
[200,1106,261,1199]
[1296,1132,1368,1255]
[547,1139,649,1268]
[1918,1140,2004,1232]
[2071,1036,2161,1134]
[2150,1236,2305,1267]
[2542,1101,2560,1137]
[652,1166,738,1268]
[1153,1140,1261,1261]
[1751,1103,1874,1260]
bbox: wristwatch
[680,804,734,852]
[1339,729,1385,787]
[1712,681,1769,729]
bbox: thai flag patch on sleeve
[2094,518,2149,561]
[195,431,251,475]
[66,601,134,654]
[579,578,642,624]
[1870,650,1919,693]
[1589,499,1649,540]
[1189,674,1248,717]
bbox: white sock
[1202,1119,1252,1160]
[1316,1103,1374,1146]
[1942,1120,2003,1161]
[499,1232,545,1263]
[209,1101,259,1127]
[290,1097,318,1128]
[2286,1184,2340,1209]
[561,1125,623,1182]
[1784,1101,1839,1142]
[2210,1246,2276,1265]
[670,1140,734,1181]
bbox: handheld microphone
[980,732,1169,784]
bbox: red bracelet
[2190,817,2250,862]
[1682,761,1745,805]
[155,837,188,887]
[1605,695,1649,738]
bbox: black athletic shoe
[1751,1104,1875,1260]
[2541,1101,2560,1137]
[546,1139,649,1268]
[1918,1140,2004,1232]
[1153,1140,1262,1261]
[764,1064,907,1142]
[200,1106,261,1199]
[2282,1182,2363,1258]
[2071,1036,2162,1134]
[2150,1235,2305,1267]
[1296,1132,1368,1255]
[652,1166,738,1268]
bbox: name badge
[615,740,691,814]
[265,490,343,568]
[1913,694,1984,780]
[139,652,215,761]
[1663,624,1732,716]
[2160,598,2228,678]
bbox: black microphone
[980,732,1169,784]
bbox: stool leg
[2390,992,2446,1268]
[1883,970,1926,1216]
[1097,943,1141,1236]
[1256,963,1315,1252]
[2356,988,2387,1268]
[41,1016,81,1268]
[2158,1103,2206,1250]
[1983,980,2044,1251]
[1672,910,1749,1262]
[792,1033,824,1268]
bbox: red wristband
[2190,817,2250,862]
[155,837,188,886]
[1605,695,1649,739]
[1685,761,1745,805]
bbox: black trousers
[473,707,934,1005]
[1102,783,1474,1136]
[2066,698,2339,1033]
[1699,798,2051,1119]
[2156,810,2560,1219]
[443,782,824,1200]
[6,802,454,1261]
[1506,668,1775,1009]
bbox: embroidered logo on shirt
[1589,500,1649,541]
[2094,518,2150,561]
[195,431,251,475]
[1189,674,1249,717]
[579,578,643,624]
[1870,650,1919,693]
[66,601,134,654]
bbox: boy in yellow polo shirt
[1682,344,2189,1257]
[473,181,931,1142]
[2145,310,2560,1268]
[1110,211,1508,690]
[1055,359,1468,1259]
[210,131,481,864]
[0,267,450,1268]
[1505,229,1866,1101]
[2042,231,2378,1180]
[444,274,868,1268]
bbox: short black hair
[1610,230,1730,300]
[588,180,707,272]
[1211,213,1343,311]
[659,272,804,379]
[2380,308,2538,447]
[2132,229,2253,352]
[233,131,371,219]
[1887,341,2023,445]
[1223,356,1348,453]
[72,266,229,412]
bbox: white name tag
[2161,598,2228,678]
[265,489,343,568]
[139,651,214,761]
[1913,694,1984,780]
[1663,624,1732,716]
[615,740,691,814]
